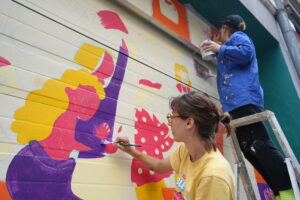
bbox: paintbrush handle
[119,142,142,147]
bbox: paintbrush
[101,140,142,147]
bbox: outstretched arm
[115,136,173,174]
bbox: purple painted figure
[6,42,129,200]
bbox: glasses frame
[166,113,182,122]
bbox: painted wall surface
[0,0,260,199]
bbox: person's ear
[186,117,195,129]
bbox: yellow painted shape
[132,85,161,106]
[74,43,106,70]
[0,66,22,94]
[169,47,182,58]
[11,69,105,144]
[135,180,166,200]
[72,156,135,199]
[0,142,14,160]
[139,33,158,44]
[33,76,44,87]
[174,63,192,87]
[126,41,139,60]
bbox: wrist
[129,148,140,157]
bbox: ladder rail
[231,110,300,183]
[285,158,300,200]
[230,110,300,199]
[268,113,300,183]
[230,130,257,200]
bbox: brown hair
[169,91,231,151]
[227,22,247,34]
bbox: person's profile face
[219,25,228,43]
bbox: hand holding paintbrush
[113,136,142,154]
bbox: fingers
[114,137,133,153]
[201,45,212,52]
[114,136,129,144]
[212,34,220,42]
[200,41,212,48]
[200,40,214,52]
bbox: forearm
[129,149,169,174]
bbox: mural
[174,63,191,93]
[133,79,162,106]
[4,9,128,200]
[255,170,275,200]
[0,0,271,199]
[133,108,174,199]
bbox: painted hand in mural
[75,40,128,159]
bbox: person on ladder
[201,14,296,200]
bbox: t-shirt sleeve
[196,176,233,200]
[169,144,183,173]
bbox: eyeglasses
[166,113,182,122]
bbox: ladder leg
[231,131,257,200]
[234,163,241,200]
[285,158,300,200]
[268,114,300,184]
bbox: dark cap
[221,15,245,30]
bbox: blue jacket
[217,31,264,112]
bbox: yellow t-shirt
[170,143,235,200]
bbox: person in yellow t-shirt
[115,91,235,200]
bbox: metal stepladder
[229,110,300,200]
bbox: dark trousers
[229,104,292,195]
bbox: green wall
[258,44,300,159]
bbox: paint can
[199,40,215,61]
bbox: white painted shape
[159,0,179,24]
[0,117,18,143]
[0,94,26,118]
[0,12,8,34]
[0,0,13,16]
[187,10,212,48]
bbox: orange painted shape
[0,181,12,200]
[215,124,226,154]
[254,169,267,183]
[152,0,190,41]
[162,188,175,200]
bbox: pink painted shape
[92,52,115,84]
[95,123,110,139]
[118,125,123,133]
[122,39,128,51]
[95,121,118,154]
[176,83,190,93]
[97,10,128,34]
[132,109,174,186]
[164,0,172,5]
[0,56,11,67]
[139,79,162,89]
[105,144,117,154]
[176,83,183,93]
[40,85,100,160]
[182,85,187,93]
